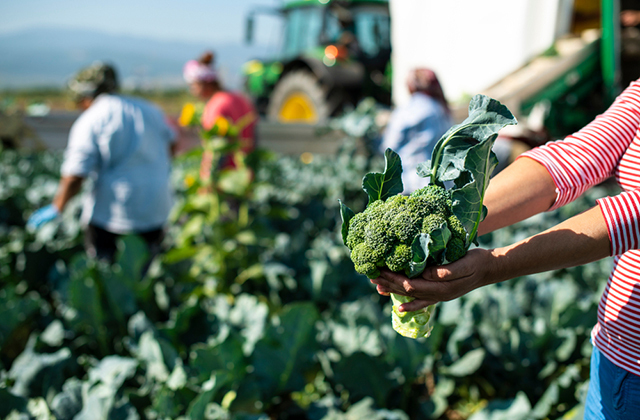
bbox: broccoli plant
[339,94,517,339]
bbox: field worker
[27,62,177,262]
[371,79,640,418]
[379,68,452,193]
[183,51,256,182]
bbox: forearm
[52,175,84,211]
[478,157,557,235]
[485,205,610,285]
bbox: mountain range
[0,27,278,90]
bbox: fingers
[375,284,390,296]
[399,299,432,312]
[372,268,445,295]
[370,269,411,295]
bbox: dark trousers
[84,224,165,265]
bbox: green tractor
[243,0,391,124]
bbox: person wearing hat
[27,62,177,262]
[182,51,256,182]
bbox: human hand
[27,204,60,229]
[370,248,498,312]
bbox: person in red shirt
[183,51,257,180]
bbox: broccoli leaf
[339,200,355,246]
[427,223,452,265]
[429,95,516,187]
[407,234,431,278]
[451,137,497,245]
[362,148,403,205]
[406,224,451,278]
[429,94,516,245]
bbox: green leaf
[427,222,451,265]
[252,302,320,396]
[50,378,83,420]
[440,348,486,377]
[190,335,247,383]
[186,373,231,420]
[407,233,430,278]
[332,352,396,407]
[467,391,532,420]
[339,199,355,246]
[362,148,404,204]
[406,226,450,278]
[0,389,27,419]
[430,95,517,186]
[73,356,138,420]
[8,338,76,399]
[430,95,516,245]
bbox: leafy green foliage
[363,149,404,205]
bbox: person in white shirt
[28,62,177,262]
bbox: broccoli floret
[410,185,452,216]
[385,243,412,272]
[364,199,386,218]
[383,194,407,219]
[421,213,447,235]
[351,242,383,278]
[364,217,394,256]
[346,211,369,250]
[445,236,466,263]
[447,214,467,241]
[390,210,420,244]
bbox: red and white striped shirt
[522,79,640,376]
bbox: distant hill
[0,27,278,91]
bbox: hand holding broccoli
[371,247,498,312]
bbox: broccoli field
[0,107,618,419]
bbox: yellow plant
[178,102,198,127]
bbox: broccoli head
[346,183,469,278]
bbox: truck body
[390,0,621,140]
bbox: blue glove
[27,204,60,229]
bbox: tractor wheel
[267,70,335,124]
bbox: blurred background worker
[27,62,177,262]
[379,68,452,193]
[183,51,257,181]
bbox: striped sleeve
[597,191,640,255]
[519,81,640,211]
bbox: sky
[0,0,282,45]
[0,0,288,89]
